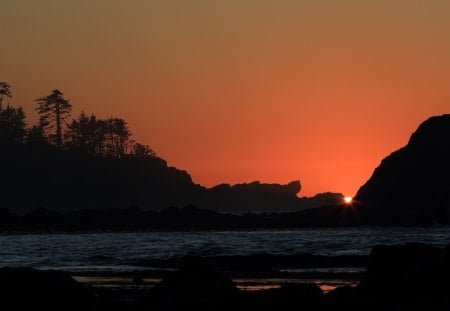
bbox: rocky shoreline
[0,243,449,310]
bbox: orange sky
[2,1,450,196]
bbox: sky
[2,0,450,197]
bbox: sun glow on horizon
[344,196,353,204]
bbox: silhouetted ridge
[408,115,450,149]
[355,114,450,224]
[0,81,342,215]
[200,181,305,213]
[0,149,202,213]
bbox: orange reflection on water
[233,278,358,293]
[237,284,281,291]
[318,284,337,292]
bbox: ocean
[1,227,449,273]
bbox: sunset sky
[2,1,450,197]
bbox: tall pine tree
[0,82,12,107]
[35,89,72,149]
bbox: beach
[1,241,449,310]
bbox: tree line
[0,82,155,157]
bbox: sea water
[0,227,449,272]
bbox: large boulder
[360,244,449,299]
[150,260,241,311]
[0,267,86,310]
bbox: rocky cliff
[355,114,450,224]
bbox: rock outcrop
[355,114,450,224]
[150,260,241,311]
[0,268,87,310]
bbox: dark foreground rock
[148,260,242,311]
[362,243,449,296]
[325,243,450,311]
[243,283,323,310]
[1,244,449,311]
[0,267,88,310]
[358,243,450,310]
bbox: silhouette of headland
[354,114,450,225]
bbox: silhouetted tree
[66,112,106,155]
[0,84,26,146]
[0,82,12,106]
[66,113,156,158]
[133,143,156,157]
[35,89,72,149]
[104,117,131,157]
[26,125,50,149]
[0,104,26,146]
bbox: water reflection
[74,275,357,293]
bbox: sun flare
[344,196,353,204]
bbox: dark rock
[360,243,449,299]
[200,181,343,213]
[324,286,374,311]
[244,283,323,311]
[0,267,86,310]
[355,114,450,224]
[150,260,241,310]
[132,272,145,284]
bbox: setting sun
[344,196,353,204]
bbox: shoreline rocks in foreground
[0,243,448,310]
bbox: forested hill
[0,144,343,214]
[0,146,202,213]
[0,83,342,214]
